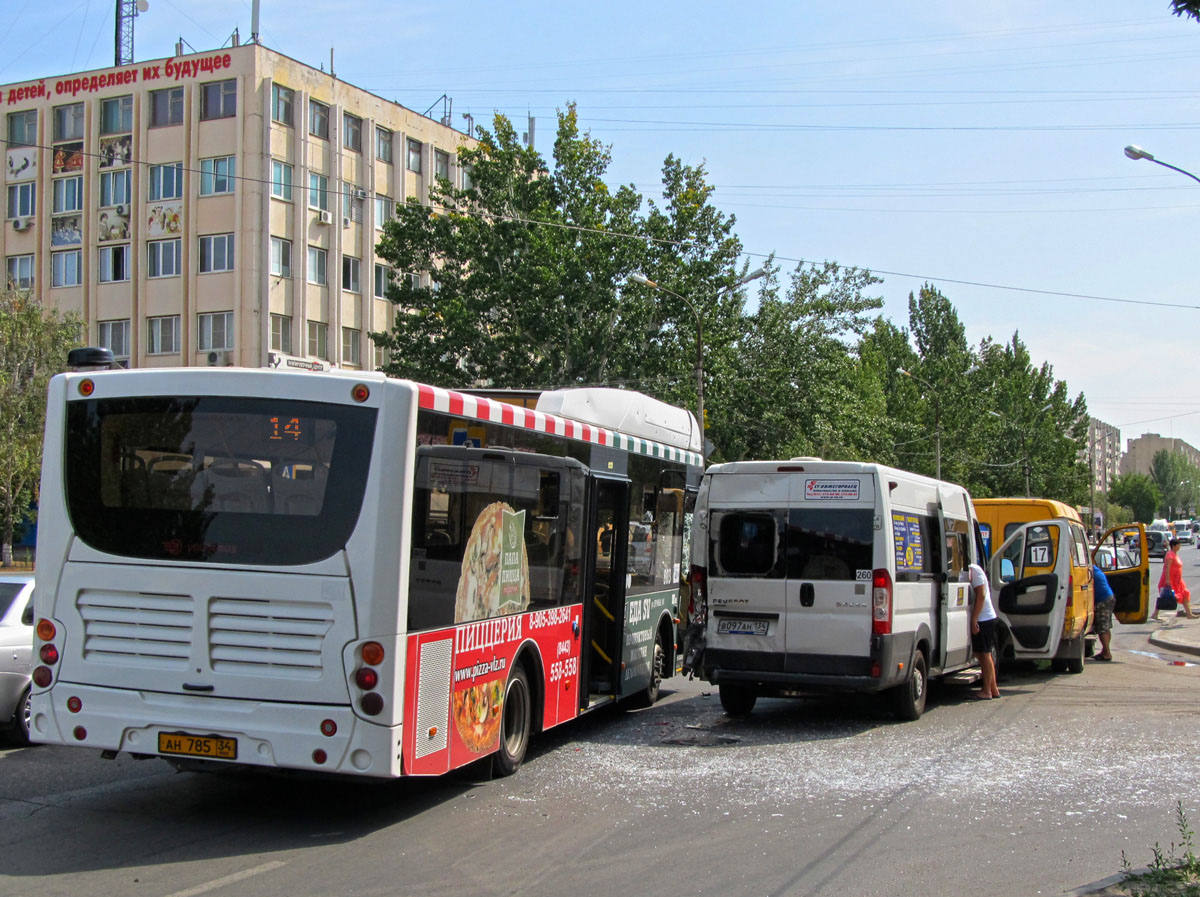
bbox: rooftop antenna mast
[115,0,149,67]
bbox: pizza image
[452,678,504,754]
[454,501,530,622]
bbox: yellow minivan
[974,498,1093,671]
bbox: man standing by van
[969,561,1001,699]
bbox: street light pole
[1124,145,1200,185]
[629,268,767,447]
[898,368,940,480]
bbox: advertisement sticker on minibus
[804,479,860,501]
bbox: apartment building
[2,42,471,369]
[1083,417,1121,493]
[1120,433,1200,478]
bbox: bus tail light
[361,642,385,665]
[872,569,893,635]
[36,619,56,641]
[33,666,53,687]
[355,668,378,690]
[689,566,707,618]
[320,719,337,737]
[39,644,59,665]
[360,693,384,716]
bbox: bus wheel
[890,649,927,721]
[493,667,532,777]
[1066,637,1085,675]
[632,633,665,708]
[12,687,31,746]
[719,683,756,716]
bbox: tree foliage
[1149,450,1199,518]
[1108,473,1162,524]
[1172,0,1200,23]
[0,289,80,565]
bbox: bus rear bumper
[31,684,402,777]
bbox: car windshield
[0,581,26,618]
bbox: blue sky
[4,1,1199,452]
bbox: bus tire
[890,648,927,721]
[719,683,756,716]
[11,686,31,746]
[1066,637,1085,675]
[632,632,665,708]
[493,667,532,777]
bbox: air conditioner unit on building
[11,218,31,232]
[353,188,367,199]
[207,350,230,366]
[318,210,332,225]
[342,216,351,228]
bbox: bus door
[937,487,973,671]
[1094,522,1150,624]
[583,476,630,704]
[990,520,1070,658]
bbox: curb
[1062,869,1131,896]
[1148,628,1200,659]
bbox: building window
[5,255,34,290]
[99,170,131,208]
[309,100,329,139]
[307,321,328,359]
[435,149,450,181]
[99,244,131,283]
[271,83,294,126]
[460,163,472,191]
[376,126,392,163]
[374,195,392,227]
[53,176,84,214]
[270,314,292,354]
[100,95,132,134]
[7,182,36,219]
[342,255,361,293]
[308,173,329,211]
[147,238,182,278]
[200,79,237,120]
[270,236,292,277]
[406,138,422,173]
[148,315,180,354]
[307,246,327,285]
[98,319,130,360]
[342,327,361,367]
[198,311,234,351]
[200,156,236,195]
[271,160,293,201]
[343,113,362,152]
[6,110,37,147]
[373,263,391,299]
[199,234,235,273]
[52,249,82,287]
[373,342,385,370]
[149,87,184,127]
[149,162,184,201]
[54,103,84,141]
[343,184,364,223]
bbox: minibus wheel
[891,649,927,721]
[493,667,532,776]
[718,683,757,716]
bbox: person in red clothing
[1153,537,1196,621]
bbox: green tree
[0,289,80,565]
[1172,0,1200,23]
[1149,450,1199,518]
[1108,473,1162,524]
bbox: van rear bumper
[703,632,913,694]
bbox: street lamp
[988,403,1053,498]
[897,368,942,480]
[1123,145,1200,186]
[629,267,767,448]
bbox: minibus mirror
[1001,558,1015,583]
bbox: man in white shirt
[968,562,1001,699]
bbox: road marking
[160,861,286,897]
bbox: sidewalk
[1147,612,1200,657]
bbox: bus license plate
[717,619,769,636]
[158,732,238,760]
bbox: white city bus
[30,366,701,778]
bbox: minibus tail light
[689,566,706,618]
[872,568,893,635]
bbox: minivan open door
[1094,522,1150,625]
[989,519,1072,658]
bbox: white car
[1093,545,1135,571]
[0,575,34,745]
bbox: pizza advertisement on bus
[454,502,530,623]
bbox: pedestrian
[1091,564,1115,661]
[1154,537,1196,621]
[968,559,1001,699]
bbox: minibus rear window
[716,513,778,576]
[786,509,873,580]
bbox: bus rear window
[716,513,779,577]
[786,508,873,581]
[65,396,376,565]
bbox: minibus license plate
[717,619,769,636]
[158,732,238,760]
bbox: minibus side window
[716,513,778,577]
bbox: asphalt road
[3,558,1199,897]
